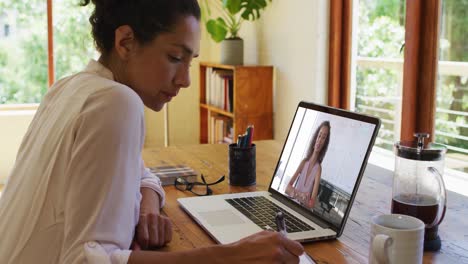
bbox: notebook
[149,165,197,186]
[178,101,380,245]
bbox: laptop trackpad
[199,210,246,226]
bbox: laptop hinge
[269,192,337,232]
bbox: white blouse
[0,60,165,264]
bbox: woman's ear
[114,25,137,60]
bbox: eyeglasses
[174,174,225,196]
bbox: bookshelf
[199,62,274,144]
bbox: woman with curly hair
[0,1,303,263]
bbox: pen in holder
[228,143,256,186]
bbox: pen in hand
[275,211,317,264]
[275,211,287,236]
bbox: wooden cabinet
[199,62,274,144]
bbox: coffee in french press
[392,133,447,251]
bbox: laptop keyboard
[225,196,315,233]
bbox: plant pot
[220,38,243,65]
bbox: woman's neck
[309,152,319,164]
[98,54,127,84]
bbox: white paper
[300,253,317,264]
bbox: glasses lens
[174,178,188,191]
[190,184,210,196]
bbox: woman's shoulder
[83,87,144,127]
[69,71,144,115]
[72,80,145,144]
[92,83,142,109]
[39,67,145,138]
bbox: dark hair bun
[80,0,200,53]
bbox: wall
[245,0,330,140]
[0,108,35,182]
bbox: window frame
[400,0,441,141]
[328,0,353,110]
[328,0,442,143]
[47,0,54,87]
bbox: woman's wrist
[140,187,161,215]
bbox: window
[435,0,468,173]
[330,0,468,174]
[0,0,94,105]
[352,0,406,150]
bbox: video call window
[271,107,375,227]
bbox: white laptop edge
[178,191,336,244]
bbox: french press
[392,133,447,251]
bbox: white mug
[369,214,425,264]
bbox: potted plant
[201,0,272,65]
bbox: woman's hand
[132,188,173,250]
[225,230,304,264]
[133,212,172,250]
[129,230,304,263]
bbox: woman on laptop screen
[285,121,331,209]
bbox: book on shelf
[149,165,197,186]
[208,114,233,144]
[223,136,233,144]
[204,67,233,112]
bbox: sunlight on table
[369,148,468,197]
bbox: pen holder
[228,143,256,186]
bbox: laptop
[178,101,381,244]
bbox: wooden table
[143,140,468,263]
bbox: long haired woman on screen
[285,121,331,209]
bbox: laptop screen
[270,103,377,229]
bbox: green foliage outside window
[356,0,405,150]
[357,0,467,169]
[0,0,94,104]
[435,0,468,153]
